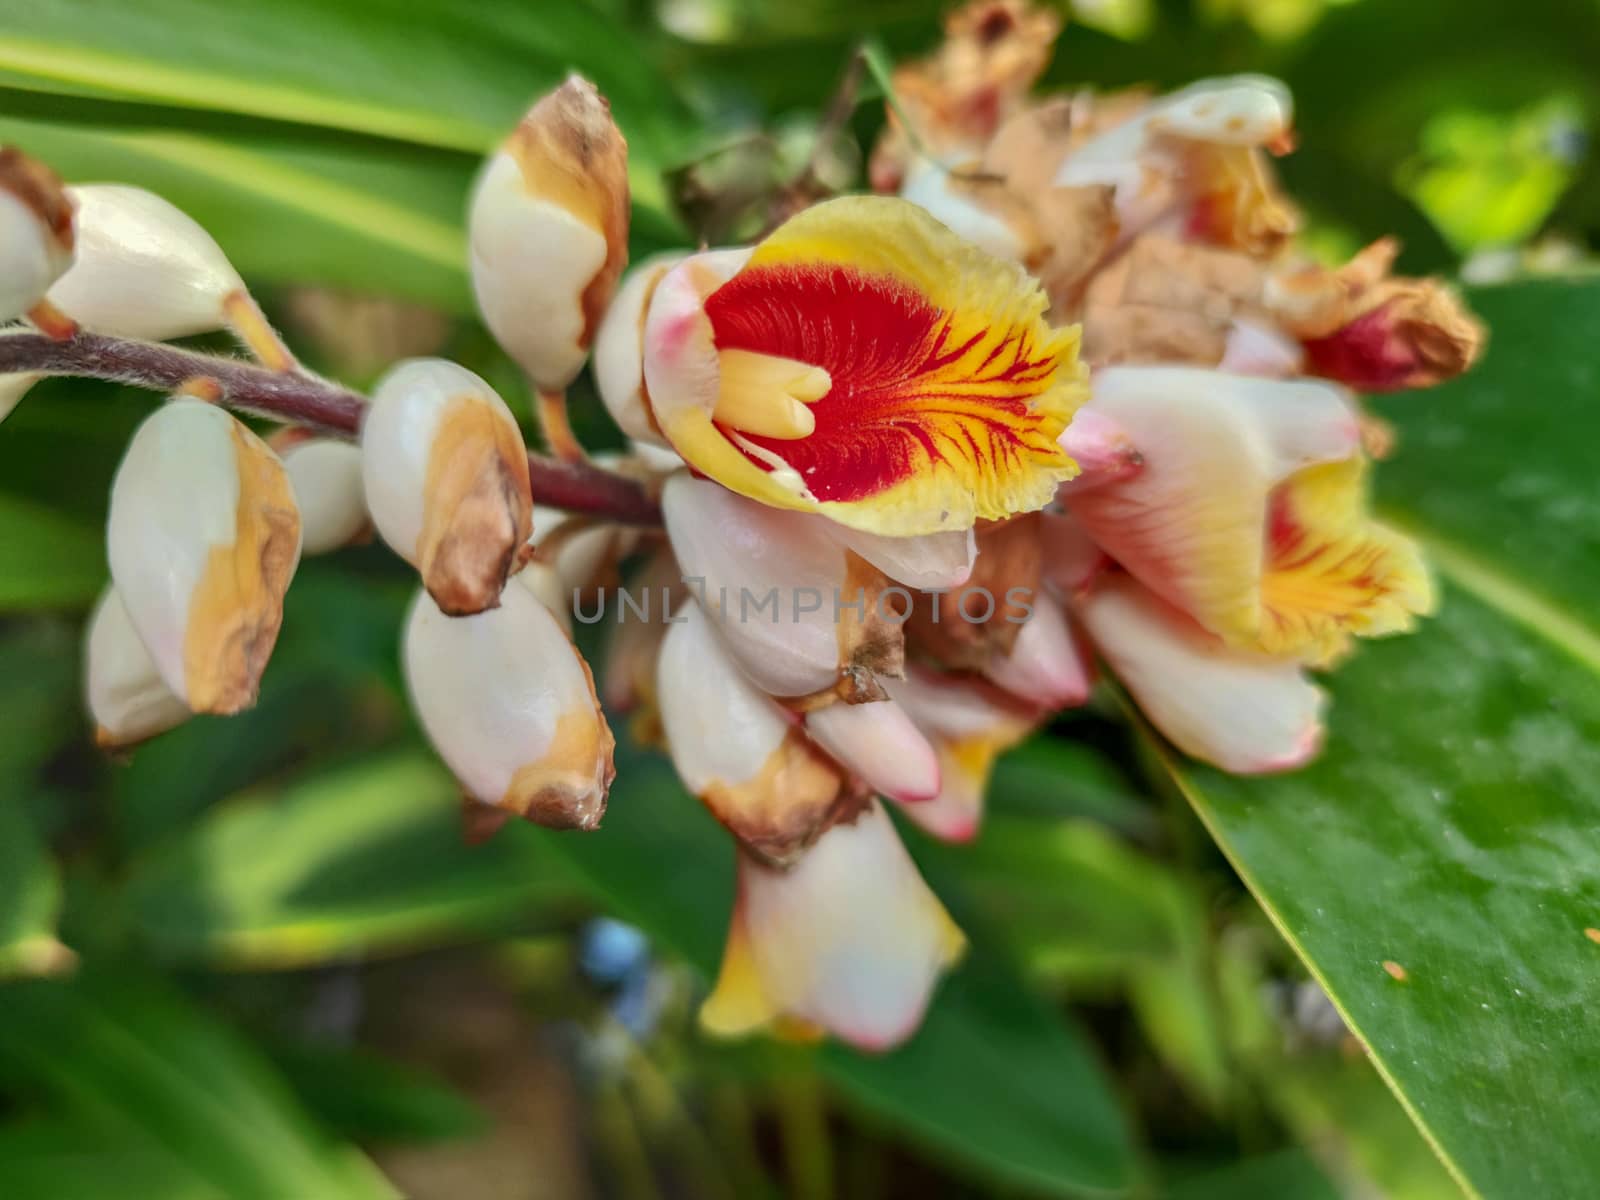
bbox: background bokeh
[0,1,1595,1197]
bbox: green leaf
[0,970,396,1199]
[1164,1150,1339,1200]
[0,491,104,611]
[268,1041,489,1145]
[539,744,1140,1197]
[123,753,569,967]
[1150,279,1600,1197]
[0,0,690,164]
[0,1118,219,1200]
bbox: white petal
[595,252,684,444]
[281,439,366,556]
[49,186,241,339]
[900,160,1027,261]
[804,698,940,803]
[107,398,300,713]
[640,247,754,431]
[827,525,975,591]
[981,591,1092,708]
[705,801,964,1050]
[663,473,882,699]
[1078,574,1324,773]
[0,186,71,321]
[404,581,612,828]
[600,549,682,710]
[84,586,191,748]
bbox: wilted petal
[658,600,847,864]
[662,474,903,704]
[469,76,630,392]
[1303,280,1485,392]
[363,358,532,615]
[644,196,1083,536]
[594,252,683,444]
[1065,366,1361,643]
[880,665,1035,841]
[49,185,243,339]
[804,697,941,804]
[902,512,1039,671]
[980,590,1093,708]
[0,147,74,321]
[107,398,301,714]
[404,579,614,829]
[701,801,965,1050]
[1078,574,1324,773]
[279,438,367,556]
[84,586,191,749]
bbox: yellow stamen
[713,349,830,440]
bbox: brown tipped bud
[363,359,533,615]
[0,146,74,322]
[469,75,630,392]
[107,398,302,715]
[1303,278,1486,392]
[404,580,615,830]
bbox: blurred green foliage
[1,1,1597,1198]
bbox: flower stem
[0,329,661,525]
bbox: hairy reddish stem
[0,330,661,525]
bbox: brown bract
[703,730,854,867]
[419,395,534,615]
[508,76,630,349]
[0,145,74,254]
[868,0,1060,189]
[833,552,906,705]
[182,421,300,714]
[904,512,1041,670]
[501,655,616,831]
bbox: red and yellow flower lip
[641,195,1085,536]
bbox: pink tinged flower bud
[1056,407,1143,494]
[880,665,1035,842]
[47,186,243,339]
[84,586,191,749]
[0,147,74,321]
[803,697,941,804]
[701,800,966,1051]
[469,75,630,393]
[280,438,367,556]
[594,252,683,444]
[1077,574,1324,774]
[1220,318,1303,377]
[107,398,301,715]
[404,581,615,830]
[661,474,904,705]
[980,590,1093,709]
[658,600,849,864]
[362,358,533,616]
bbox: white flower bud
[47,185,243,340]
[279,438,367,556]
[702,801,965,1050]
[469,76,630,392]
[362,358,533,615]
[803,698,940,804]
[83,586,191,749]
[594,252,682,444]
[403,581,614,829]
[107,398,301,714]
[662,473,903,704]
[0,147,74,322]
[658,600,847,864]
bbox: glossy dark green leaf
[1152,279,1600,1197]
[0,970,394,1198]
